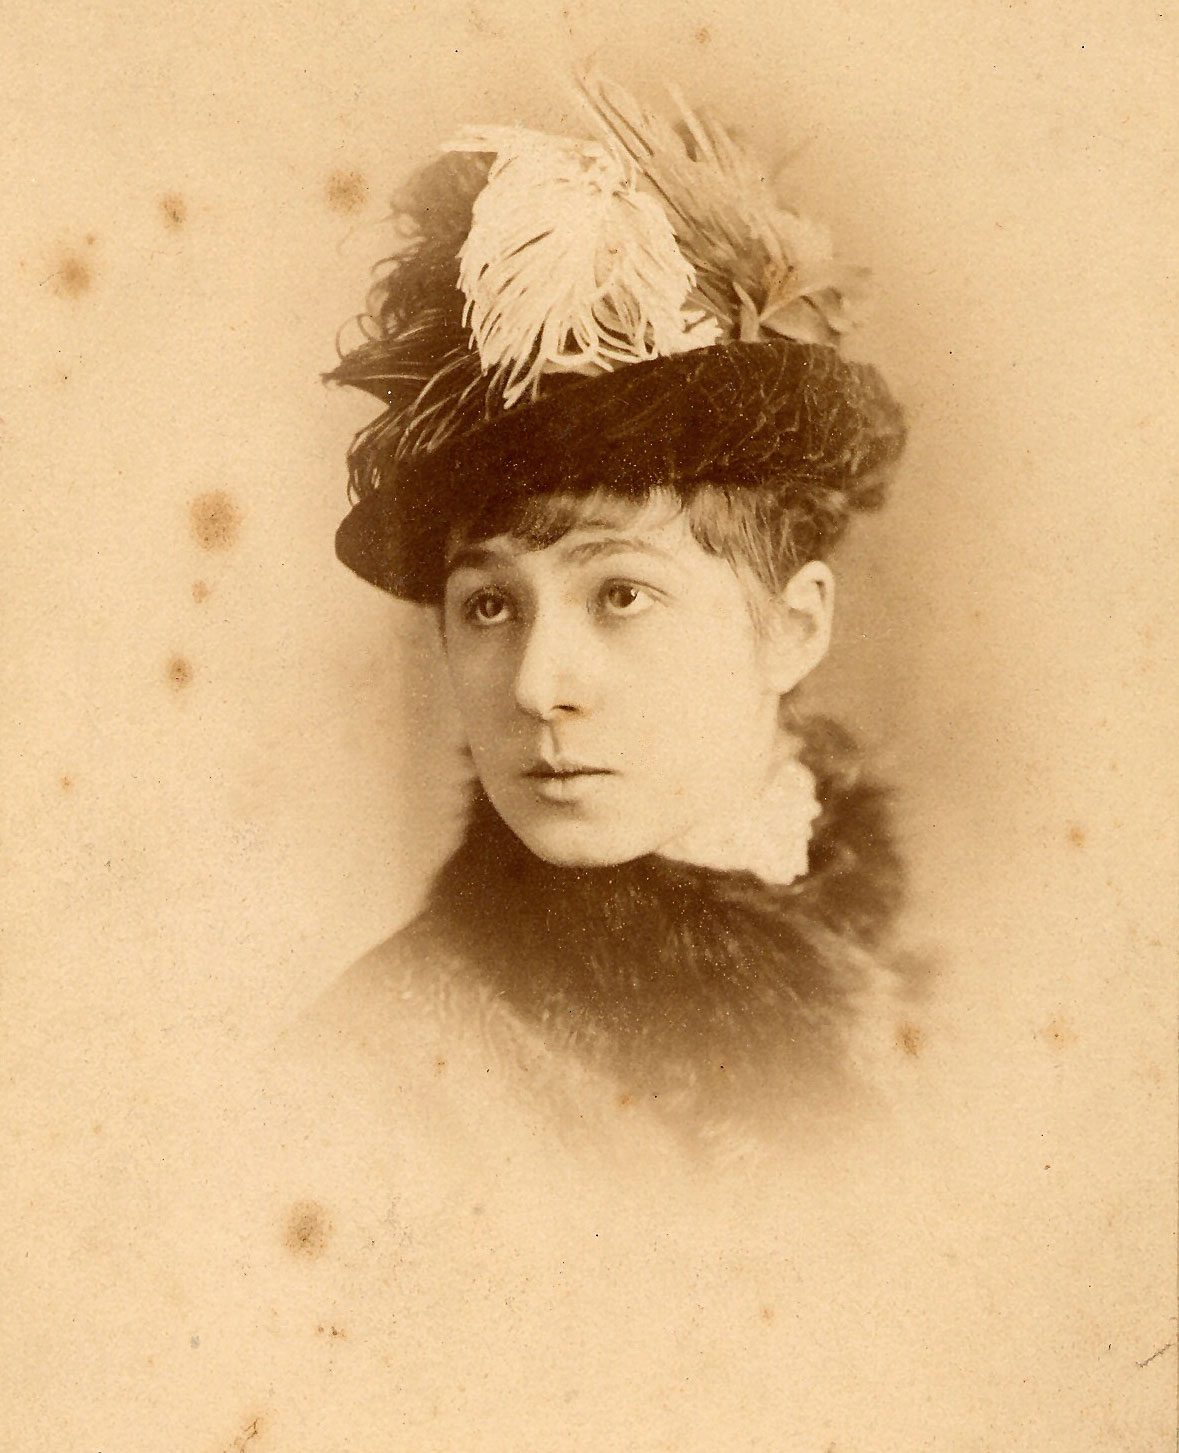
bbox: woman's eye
[464,589,513,625]
[599,582,653,617]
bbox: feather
[324,152,503,485]
[328,77,880,505]
[444,125,719,405]
[575,71,867,346]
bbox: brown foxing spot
[284,1200,330,1257]
[1040,1017,1078,1050]
[326,169,368,215]
[760,1305,775,1324]
[896,1022,924,1057]
[434,1056,447,1075]
[192,580,211,603]
[161,192,187,229]
[617,1092,634,1109]
[60,774,74,791]
[51,251,92,299]
[190,490,242,551]
[695,24,711,43]
[167,655,194,689]
[1066,824,1085,848]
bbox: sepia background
[2,0,1176,1448]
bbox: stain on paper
[167,655,194,689]
[225,1413,266,1451]
[326,169,368,215]
[284,1200,331,1258]
[1040,1017,1078,1050]
[190,490,242,551]
[50,249,93,299]
[161,192,188,230]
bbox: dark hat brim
[335,338,906,603]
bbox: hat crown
[328,76,907,601]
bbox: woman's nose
[512,611,595,719]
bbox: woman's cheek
[450,638,506,710]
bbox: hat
[328,75,907,603]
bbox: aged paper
[2,1,1176,1448]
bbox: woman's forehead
[444,489,690,571]
[446,526,691,579]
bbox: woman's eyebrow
[561,535,677,564]
[445,543,504,575]
[445,534,678,576]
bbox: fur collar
[414,715,916,1143]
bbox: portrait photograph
[2,1,1176,1449]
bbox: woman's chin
[512,829,643,868]
[499,810,656,868]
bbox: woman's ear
[759,560,835,694]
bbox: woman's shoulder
[298,910,571,1111]
[303,911,474,1063]
[286,910,632,1181]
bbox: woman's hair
[445,473,863,603]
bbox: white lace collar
[656,740,821,887]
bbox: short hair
[443,474,863,604]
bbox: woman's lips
[522,764,614,803]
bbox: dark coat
[314,715,928,1163]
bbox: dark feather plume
[324,151,503,498]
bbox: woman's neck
[655,731,820,886]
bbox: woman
[317,76,921,1159]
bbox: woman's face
[441,496,798,866]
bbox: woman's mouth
[522,762,614,803]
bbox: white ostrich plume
[444,125,721,405]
